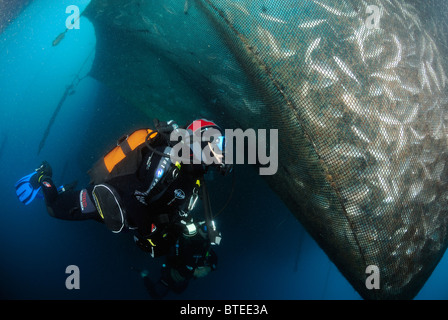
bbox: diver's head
[186,119,232,175]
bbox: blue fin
[15,172,42,205]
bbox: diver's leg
[40,176,101,222]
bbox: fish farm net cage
[83,0,448,299]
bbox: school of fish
[214,0,448,299]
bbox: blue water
[0,0,447,300]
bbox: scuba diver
[15,119,232,298]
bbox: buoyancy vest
[88,129,158,185]
[87,128,204,239]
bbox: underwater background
[0,0,447,300]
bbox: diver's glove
[36,161,52,178]
[30,161,53,189]
[154,119,179,134]
[153,119,180,146]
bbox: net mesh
[84,0,448,299]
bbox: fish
[400,83,420,95]
[369,82,383,96]
[419,61,432,93]
[379,126,394,144]
[163,5,176,15]
[384,35,402,69]
[52,31,66,46]
[394,157,411,179]
[436,59,447,88]
[377,175,394,203]
[305,37,321,64]
[409,127,426,141]
[311,0,357,17]
[184,0,189,15]
[333,56,359,83]
[364,44,384,60]
[260,13,287,24]
[346,23,383,63]
[431,115,444,140]
[403,103,420,124]
[297,19,326,29]
[310,61,339,82]
[343,184,370,203]
[368,145,389,162]
[377,112,402,125]
[396,125,406,153]
[382,85,403,102]
[345,204,363,217]
[333,143,365,159]
[370,70,401,82]
[341,91,365,116]
[351,125,371,143]
[229,2,250,16]
[433,161,445,181]
[257,26,296,59]
[419,160,432,181]
[425,61,440,91]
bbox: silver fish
[297,19,326,29]
[333,56,359,83]
[364,45,384,60]
[396,125,406,153]
[419,61,432,93]
[377,175,395,203]
[341,91,364,116]
[351,125,371,143]
[369,82,383,97]
[436,59,447,88]
[433,161,445,181]
[403,103,420,124]
[377,112,402,125]
[343,184,370,203]
[425,61,440,91]
[346,24,368,62]
[333,143,365,159]
[419,160,432,181]
[260,13,287,24]
[394,157,411,178]
[370,70,401,82]
[345,204,363,217]
[384,35,402,69]
[311,0,357,17]
[368,144,389,162]
[400,83,420,95]
[305,37,321,64]
[382,84,403,102]
[228,2,250,16]
[408,181,423,199]
[379,126,394,144]
[184,0,189,15]
[257,26,296,59]
[409,127,426,141]
[310,61,339,82]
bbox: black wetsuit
[40,142,207,257]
